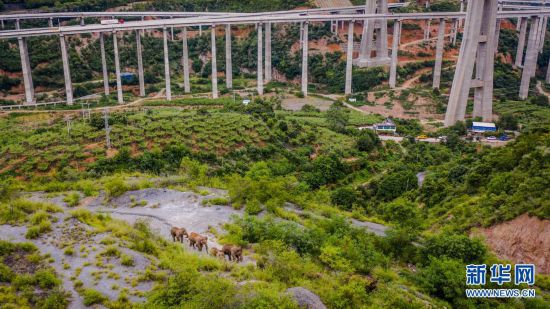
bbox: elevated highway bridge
[0,0,549,127]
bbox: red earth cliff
[475,214,550,275]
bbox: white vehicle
[101,19,123,25]
[242,99,251,105]
[348,98,357,102]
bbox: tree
[530,94,549,107]
[331,187,357,210]
[417,258,465,303]
[356,130,380,152]
[497,113,518,130]
[376,169,418,201]
[325,101,350,133]
[381,198,421,229]
[423,234,487,264]
[302,155,347,189]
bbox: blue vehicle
[498,135,510,141]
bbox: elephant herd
[170,227,243,262]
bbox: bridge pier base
[433,19,446,89]
[113,31,124,104]
[18,37,34,104]
[515,17,528,68]
[182,27,191,93]
[345,20,355,94]
[265,22,272,83]
[136,30,145,97]
[59,34,73,105]
[389,20,401,89]
[301,22,309,96]
[444,0,498,126]
[211,25,218,99]
[257,23,264,95]
[519,17,541,100]
[225,24,232,89]
[163,27,172,101]
[100,33,110,96]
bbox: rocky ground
[0,187,248,307]
[0,186,393,307]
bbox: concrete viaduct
[1,0,550,127]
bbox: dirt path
[536,80,550,100]
[400,33,453,48]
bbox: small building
[471,122,496,133]
[373,118,397,134]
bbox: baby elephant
[221,244,243,262]
[209,247,225,259]
[170,227,188,243]
[189,232,208,252]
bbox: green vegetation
[0,18,549,303]
[0,83,549,308]
[0,240,68,307]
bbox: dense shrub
[423,233,487,264]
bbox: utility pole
[64,115,72,135]
[103,108,111,149]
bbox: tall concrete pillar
[113,31,123,104]
[199,25,203,36]
[299,22,303,45]
[357,0,390,67]
[211,25,218,99]
[15,19,20,30]
[424,19,431,40]
[80,17,84,26]
[257,23,264,95]
[531,18,544,78]
[225,24,232,89]
[59,34,73,105]
[444,0,498,126]
[182,27,191,93]
[265,22,272,83]
[301,22,309,96]
[389,20,401,89]
[433,19,446,89]
[136,30,145,97]
[170,17,174,41]
[48,18,53,28]
[345,20,355,94]
[451,18,458,46]
[545,53,550,83]
[539,17,547,53]
[163,27,172,101]
[1,20,4,29]
[17,37,34,104]
[459,0,465,28]
[515,18,527,68]
[519,17,541,100]
[99,33,110,96]
[493,2,503,52]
